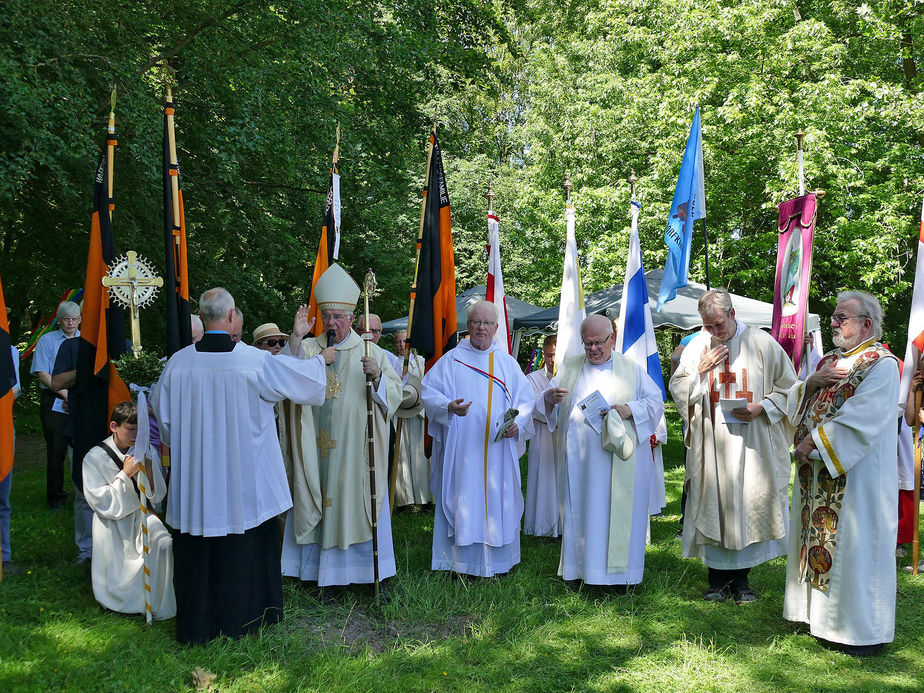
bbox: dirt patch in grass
[292,609,475,653]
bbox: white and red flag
[898,191,924,493]
[486,211,512,353]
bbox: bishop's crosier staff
[363,270,382,601]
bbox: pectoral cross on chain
[326,370,342,399]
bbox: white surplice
[156,344,327,536]
[83,436,175,619]
[544,355,664,584]
[783,340,900,646]
[422,340,534,576]
[670,322,797,570]
[524,368,559,537]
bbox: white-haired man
[542,315,663,587]
[31,300,81,510]
[670,288,798,604]
[784,291,899,656]
[421,301,534,577]
[155,287,333,644]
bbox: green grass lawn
[1,411,923,692]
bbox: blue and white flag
[615,199,666,399]
[656,107,706,311]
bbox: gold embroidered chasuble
[670,324,798,555]
[789,338,897,590]
[279,330,402,550]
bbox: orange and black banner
[306,163,340,335]
[0,272,15,482]
[410,132,457,370]
[73,124,130,490]
[163,92,191,356]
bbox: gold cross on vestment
[326,370,342,399]
[321,486,332,509]
[317,429,336,458]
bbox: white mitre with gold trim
[314,263,360,311]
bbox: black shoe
[733,587,757,605]
[703,585,730,603]
[840,643,886,657]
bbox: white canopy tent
[511,268,822,357]
[513,268,821,333]
[381,285,547,334]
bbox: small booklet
[577,390,610,435]
[719,398,749,424]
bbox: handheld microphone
[326,329,336,346]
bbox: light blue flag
[656,107,706,311]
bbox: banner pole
[914,359,922,575]
[703,217,711,290]
[796,131,806,197]
[389,129,435,512]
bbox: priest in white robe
[392,330,432,507]
[83,401,175,620]
[670,288,797,604]
[155,287,331,644]
[785,291,899,656]
[280,265,403,591]
[524,335,559,537]
[422,301,534,577]
[541,315,663,586]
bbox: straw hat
[252,322,288,344]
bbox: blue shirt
[30,329,80,388]
[10,345,20,397]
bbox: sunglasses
[262,339,286,347]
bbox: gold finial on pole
[333,124,340,164]
[563,173,572,203]
[109,85,117,116]
[156,60,176,88]
[486,184,495,213]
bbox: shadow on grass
[3,431,924,692]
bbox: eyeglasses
[582,334,613,349]
[321,313,352,322]
[830,313,868,325]
[262,339,286,347]
[468,320,496,328]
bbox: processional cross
[102,250,163,358]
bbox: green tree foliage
[2,0,923,350]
